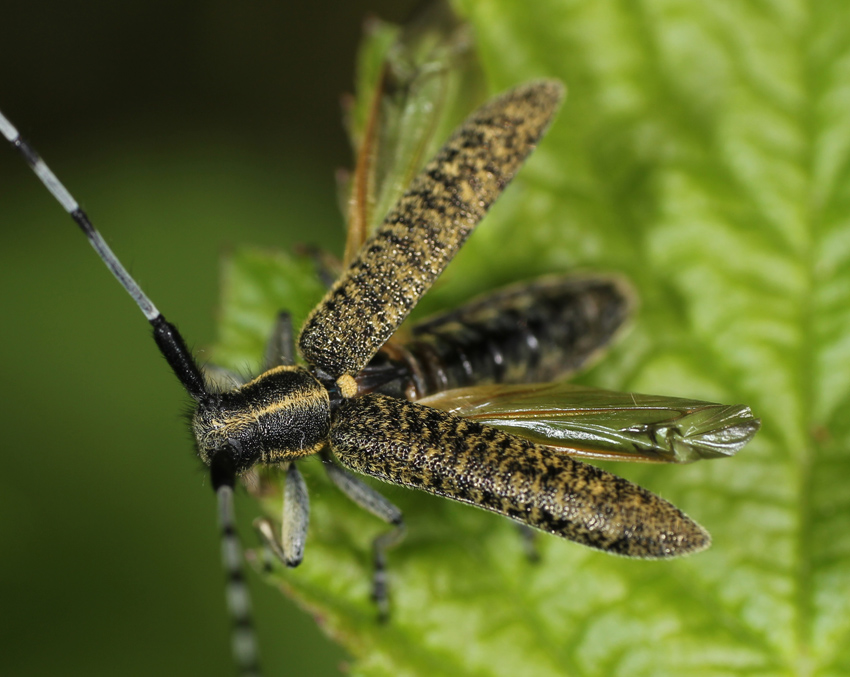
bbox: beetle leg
[254,462,310,568]
[371,519,406,623]
[263,311,296,369]
[320,450,405,621]
[293,243,341,289]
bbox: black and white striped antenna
[1,108,261,677]
[0,111,207,401]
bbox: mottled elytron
[1,80,759,676]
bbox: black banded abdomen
[401,274,633,397]
[330,394,708,558]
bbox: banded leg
[218,485,262,677]
[255,462,310,568]
[320,450,406,621]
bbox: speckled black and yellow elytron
[299,82,566,380]
[3,78,759,675]
[331,395,706,557]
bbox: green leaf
[212,1,850,675]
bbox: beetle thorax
[192,365,331,473]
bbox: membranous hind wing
[419,382,761,464]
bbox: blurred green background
[0,1,418,675]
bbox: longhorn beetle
[1,80,759,676]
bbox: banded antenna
[0,109,261,677]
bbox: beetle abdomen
[330,394,709,558]
[404,275,633,396]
